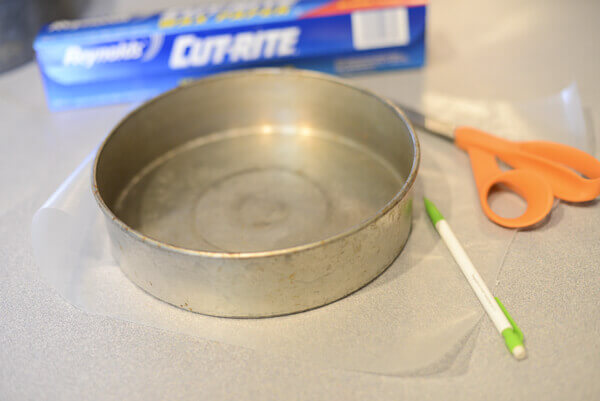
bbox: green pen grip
[496,297,524,352]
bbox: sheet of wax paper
[32,84,592,376]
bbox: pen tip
[423,197,444,225]
[512,345,527,360]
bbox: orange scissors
[399,105,600,228]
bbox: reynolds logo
[61,34,165,69]
[63,41,145,68]
[169,27,300,69]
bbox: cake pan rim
[91,68,420,260]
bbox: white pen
[424,197,527,360]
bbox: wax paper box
[34,0,426,110]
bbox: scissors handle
[455,127,600,202]
[464,146,555,228]
[516,141,600,198]
[454,126,600,228]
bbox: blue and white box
[34,0,427,110]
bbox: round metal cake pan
[93,68,420,317]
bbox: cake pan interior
[95,70,417,254]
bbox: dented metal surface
[93,69,419,317]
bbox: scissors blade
[395,103,456,141]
